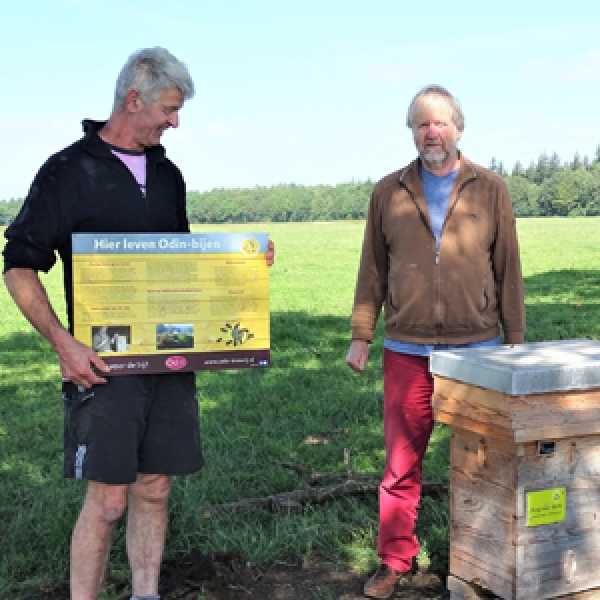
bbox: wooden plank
[434,397,514,428]
[447,575,500,599]
[449,550,514,598]
[516,440,578,484]
[451,429,517,488]
[509,390,600,413]
[556,589,600,599]
[450,470,515,521]
[449,473,516,576]
[441,421,600,444]
[450,524,515,575]
[515,422,600,443]
[438,410,515,441]
[515,533,600,598]
[512,408,600,432]
[449,428,517,587]
[434,376,510,408]
[435,378,600,442]
[449,572,600,599]
[433,377,512,422]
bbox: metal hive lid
[430,339,600,395]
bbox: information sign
[72,232,270,375]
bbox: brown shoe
[363,563,402,598]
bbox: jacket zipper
[434,248,441,343]
[402,182,442,341]
[434,176,476,342]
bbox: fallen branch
[201,479,375,516]
[201,450,446,516]
[281,461,379,485]
[200,478,447,517]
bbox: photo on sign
[156,323,195,350]
[91,325,131,353]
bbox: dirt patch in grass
[157,549,450,599]
[34,549,450,599]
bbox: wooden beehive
[430,339,600,600]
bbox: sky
[2,0,600,200]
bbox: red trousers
[377,349,434,573]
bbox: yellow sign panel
[72,233,270,375]
[526,488,566,527]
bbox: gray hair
[113,47,195,109]
[406,85,464,131]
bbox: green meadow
[1,217,599,598]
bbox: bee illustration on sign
[216,322,254,347]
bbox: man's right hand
[4,268,110,389]
[54,328,110,388]
[346,340,369,373]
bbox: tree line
[491,147,600,217]
[1,147,599,226]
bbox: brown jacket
[351,155,525,346]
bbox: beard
[419,137,459,169]
[421,148,449,166]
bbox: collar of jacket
[394,153,478,231]
[396,152,478,192]
[79,118,166,163]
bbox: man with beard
[346,85,525,599]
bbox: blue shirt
[421,165,458,250]
[384,336,501,358]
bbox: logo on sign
[165,356,187,370]
[241,237,259,257]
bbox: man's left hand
[267,239,275,266]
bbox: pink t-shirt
[110,147,147,197]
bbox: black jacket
[3,119,189,331]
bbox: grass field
[1,217,599,598]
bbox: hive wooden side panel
[437,377,600,599]
[448,427,517,599]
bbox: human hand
[267,239,275,267]
[346,340,369,373]
[54,329,110,388]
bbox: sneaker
[363,563,403,599]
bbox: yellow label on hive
[526,488,566,526]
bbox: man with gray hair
[4,47,203,600]
[346,85,525,598]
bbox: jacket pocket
[386,263,434,331]
[440,272,497,332]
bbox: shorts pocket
[62,383,94,439]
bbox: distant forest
[1,148,599,226]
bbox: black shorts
[62,372,204,484]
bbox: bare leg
[71,482,129,600]
[127,474,171,597]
